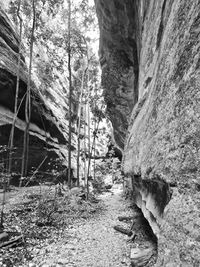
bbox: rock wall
[0,8,71,176]
[95,0,139,150]
[95,0,200,265]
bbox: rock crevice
[95,0,140,149]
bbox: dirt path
[33,185,133,267]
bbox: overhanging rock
[0,8,74,175]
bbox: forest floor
[0,184,157,267]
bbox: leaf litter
[0,184,157,267]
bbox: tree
[87,88,106,175]
[21,0,36,180]
[76,64,88,186]
[5,0,104,189]
[67,0,72,189]
[7,0,23,188]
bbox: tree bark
[8,0,22,187]
[113,225,133,236]
[86,73,90,199]
[77,67,88,187]
[87,107,101,181]
[67,0,72,189]
[93,86,97,181]
[83,96,87,188]
[21,0,36,180]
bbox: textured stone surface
[96,0,200,265]
[95,0,139,149]
[0,8,74,175]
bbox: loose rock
[130,247,153,267]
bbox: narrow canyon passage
[33,185,133,266]
[0,184,156,266]
[28,184,157,267]
[1,0,200,265]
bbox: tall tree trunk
[87,75,91,167]
[21,0,36,182]
[87,106,102,184]
[83,97,87,188]
[77,67,88,187]
[93,86,97,181]
[88,86,98,182]
[77,126,81,187]
[85,71,91,198]
[7,0,22,187]
[93,116,96,181]
[67,0,72,189]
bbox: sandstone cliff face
[0,8,72,175]
[95,0,140,150]
[96,0,200,265]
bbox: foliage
[91,174,105,193]
[6,0,99,99]
[35,188,59,226]
[0,185,102,265]
[4,0,113,190]
[4,0,103,177]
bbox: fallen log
[131,247,153,267]
[113,225,133,236]
[0,235,23,249]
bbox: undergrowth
[0,185,102,266]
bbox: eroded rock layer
[96,0,200,265]
[0,8,69,176]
